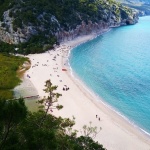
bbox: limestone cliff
[0,0,138,53]
[116,0,150,16]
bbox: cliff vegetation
[0,0,138,54]
[116,0,150,16]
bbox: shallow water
[70,16,150,135]
[14,77,39,112]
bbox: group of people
[42,64,48,66]
[96,115,100,121]
[63,85,70,91]
[27,74,31,78]
[52,56,57,61]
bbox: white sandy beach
[25,32,150,150]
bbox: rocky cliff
[0,0,138,54]
[116,0,150,4]
[116,0,150,16]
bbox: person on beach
[99,117,100,121]
[96,115,97,118]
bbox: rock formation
[0,0,139,46]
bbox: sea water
[69,16,150,135]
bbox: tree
[0,80,106,150]
[38,79,63,127]
[0,98,27,149]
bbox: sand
[25,31,150,150]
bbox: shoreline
[68,66,150,138]
[24,29,150,149]
[64,32,150,140]
[65,30,150,138]
[68,60,150,138]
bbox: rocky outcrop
[116,0,150,17]
[0,14,138,45]
[116,0,150,4]
[0,27,32,44]
[121,13,138,25]
[55,11,138,42]
[55,21,109,42]
[0,10,30,44]
[0,26,34,44]
[55,13,138,42]
[0,0,139,45]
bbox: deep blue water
[69,16,150,134]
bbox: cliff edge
[0,0,138,54]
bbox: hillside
[0,0,138,54]
[116,0,150,16]
[117,0,150,4]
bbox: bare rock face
[55,7,139,42]
[0,2,139,45]
[55,20,109,42]
[0,28,13,43]
[120,12,138,25]
[0,27,30,44]
[0,10,34,44]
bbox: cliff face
[0,0,138,50]
[116,0,150,16]
[116,0,150,4]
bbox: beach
[25,31,150,150]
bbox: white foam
[66,30,150,139]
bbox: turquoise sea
[69,16,150,135]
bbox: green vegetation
[0,0,15,21]
[116,0,150,15]
[0,80,106,150]
[0,53,28,99]
[0,41,15,54]
[0,0,135,54]
[123,3,150,15]
[17,34,57,55]
[0,36,56,55]
[116,0,149,4]
[10,0,123,29]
